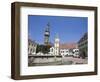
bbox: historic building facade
[28,39,37,55]
[49,35,79,57]
[73,49,79,57]
[77,33,88,58]
[60,49,69,56]
[60,43,79,57]
[49,34,60,56]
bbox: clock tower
[44,23,50,45]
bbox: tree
[36,44,52,54]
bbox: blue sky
[28,15,87,44]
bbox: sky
[28,15,87,44]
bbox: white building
[60,49,69,56]
[73,49,79,57]
[60,43,79,57]
[49,47,55,55]
[49,34,79,57]
[49,34,60,56]
[28,39,37,55]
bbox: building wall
[49,47,55,55]
[73,49,79,57]
[28,39,37,55]
[60,49,69,56]
[78,33,88,58]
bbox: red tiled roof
[60,43,78,49]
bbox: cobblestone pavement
[28,57,87,66]
[62,57,87,64]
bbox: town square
[28,15,88,66]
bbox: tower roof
[45,22,50,32]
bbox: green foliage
[36,44,51,54]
